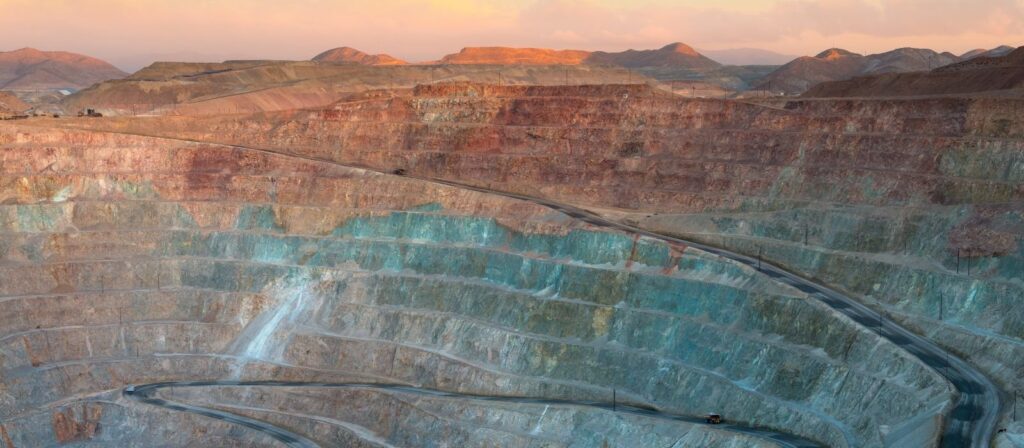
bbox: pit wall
[65,87,1023,445]
[68,87,1021,436]
[0,124,954,446]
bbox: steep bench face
[0,125,948,447]
[154,87,1023,425]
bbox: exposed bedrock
[66,84,1022,443]
[0,125,952,446]
[49,83,1024,443]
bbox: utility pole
[804,223,809,246]
[956,249,960,273]
[757,246,762,271]
[612,389,616,412]
[939,293,943,321]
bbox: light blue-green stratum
[126,202,949,448]
[643,204,1023,349]
[642,202,1024,445]
[0,197,954,447]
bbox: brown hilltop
[312,47,407,65]
[0,48,127,91]
[753,48,866,93]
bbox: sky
[1,0,1021,71]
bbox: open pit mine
[0,72,1021,448]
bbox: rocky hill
[0,47,126,91]
[754,47,960,94]
[803,46,1024,97]
[586,43,721,69]
[937,46,1024,72]
[312,46,407,65]
[960,45,1016,60]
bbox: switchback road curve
[124,381,823,448]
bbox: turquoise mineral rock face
[109,199,941,447]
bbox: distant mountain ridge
[434,43,721,70]
[960,46,1016,60]
[0,48,127,91]
[754,47,963,94]
[803,46,1024,98]
[586,43,720,69]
